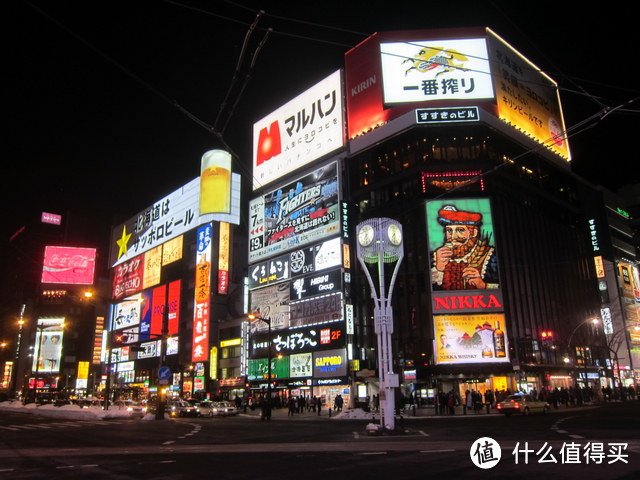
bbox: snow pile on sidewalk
[0,400,134,419]
[332,408,377,420]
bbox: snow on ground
[333,408,377,420]
[0,400,136,419]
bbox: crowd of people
[431,384,637,415]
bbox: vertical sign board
[150,285,167,337]
[426,198,509,365]
[192,224,212,362]
[218,222,230,295]
[92,316,105,364]
[167,280,181,336]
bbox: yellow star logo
[116,225,132,259]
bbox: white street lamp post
[356,218,404,431]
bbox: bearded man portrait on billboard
[431,205,499,290]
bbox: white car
[113,400,146,417]
[209,401,238,417]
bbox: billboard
[112,255,144,299]
[248,356,290,381]
[380,39,494,104]
[111,296,142,330]
[41,212,62,225]
[313,348,348,378]
[426,198,499,291]
[41,246,96,285]
[248,237,342,289]
[249,283,290,333]
[218,222,230,295]
[345,28,570,162]
[32,318,65,373]
[289,292,343,328]
[109,173,241,268]
[252,70,344,190]
[249,163,340,263]
[192,224,212,362]
[251,323,345,356]
[433,314,509,364]
[290,353,313,378]
[487,29,570,161]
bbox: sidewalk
[238,402,608,421]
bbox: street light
[248,313,272,421]
[356,218,404,431]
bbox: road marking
[159,460,176,464]
[556,430,568,434]
[418,430,430,437]
[9,425,38,430]
[56,464,98,469]
[0,469,15,473]
[25,424,52,429]
[162,441,175,445]
[352,432,360,439]
[420,449,456,453]
[0,426,19,431]
[569,434,584,439]
[357,452,387,455]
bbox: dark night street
[1,402,638,479]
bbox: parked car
[496,394,549,416]
[209,401,238,417]
[168,400,201,417]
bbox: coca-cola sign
[41,246,96,285]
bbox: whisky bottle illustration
[493,321,506,357]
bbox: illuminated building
[105,153,246,402]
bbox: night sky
[7,0,639,243]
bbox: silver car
[496,394,549,416]
[209,401,238,417]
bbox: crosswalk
[0,420,126,431]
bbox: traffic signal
[540,331,554,347]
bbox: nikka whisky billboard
[434,313,509,365]
[426,198,510,364]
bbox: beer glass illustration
[200,149,231,214]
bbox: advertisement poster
[380,38,494,104]
[41,246,96,285]
[248,357,290,381]
[426,198,499,291]
[249,163,340,263]
[434,313,509,364]
[112,255,144,299]
[487,30,570,161]
[111,297,142,331]
[32,318,65,373]
[249,283,290,333]
[290,353,313,378]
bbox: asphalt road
[1,402,638,479]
